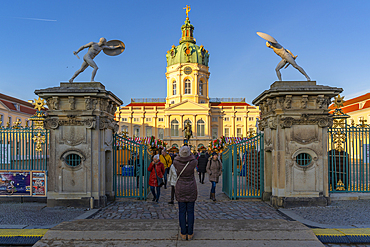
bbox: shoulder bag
[154,164,164,187]
[175,161,190,185]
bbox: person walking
[173,146,198,240]
[167,163,177,204]
[160,149,172,189]
[206,152,222,202]
[148,154,165,202]
[197,150,209,184]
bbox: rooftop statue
[183,5,191,18]
[69,38,125,83]
[257,32,310,81]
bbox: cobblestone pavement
[92,172,287,220]
[284,200,370,226]
[0,202,87,226]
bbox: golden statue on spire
[183,5,191,19]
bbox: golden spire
[183,5,191,19]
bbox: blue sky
[0,1,369,105]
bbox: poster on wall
[32,172,46,196]
[0,171,31,195]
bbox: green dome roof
[166,18,210,67]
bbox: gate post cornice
[253,81,342,208]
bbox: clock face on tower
[184,66,192,75]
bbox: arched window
[197,143,204,148]
[199,80,204,95]
[197,119,205,137]
[172,80,177,95]
[172,143,178,148]
[171,119,179,136]
[185,79,191,94]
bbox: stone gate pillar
[252,81,342,208]
[35,82,122,208]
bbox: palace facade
[116,14,259,148]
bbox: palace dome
[166,18,210,67]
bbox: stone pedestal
[35,82,122,208]
[252,81,342,208]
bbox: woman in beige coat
[206,152,222,201]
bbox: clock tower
[165,10,210,106]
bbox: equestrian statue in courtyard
[183,121,193,144]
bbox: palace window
[121,125,128,132]
[158,128,164,139]
[237,128,242,137]
[134,128,140,137]
[146,127,152,137]
[212,128,218,139]
[0,115,3,126]
[121,118,127,122]
[236,117,242,121]
[224,117,229,121]
[133,118,139,122]
[224,128,230,137]
[8,117,12,127]
[158,118,164,122]
[197,119,205,137]
[249,117,254,121]
[171,119,179,136]
[199,80,204,95]
[212,117,217,122]
[185,79,191,94]
[145,118,151,122]
[172,81,177,95]
[172,143,179,148]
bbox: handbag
[154,164,164,187]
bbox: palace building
[116,12,260,148]
[330,93,370,125]
[0,93,38,128]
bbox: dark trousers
[170,186,175,202]
[198,172,205,183]
[178,202,195,235]
[164,168,169,187]
[150,186,161,200]
[211,181,216,193]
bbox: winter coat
[173,154,198,202]
[167,164,177,187]
[197,152,209,173]
[148,161,165,187]
[206,158,223,183]
[160,154,172,169]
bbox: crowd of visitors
[147,146,223,240]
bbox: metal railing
[222,133,264,199]
[209,98,245,103]
[0,127,49,171]
[113,134,151,199]
[131,98,166,103]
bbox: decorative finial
[183,5,191,19]
[33,97,46,111]
[333,95,345,109]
